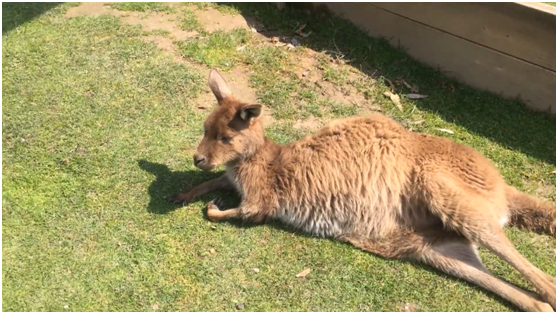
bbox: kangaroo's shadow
[138,159,240,215]
[138,159,309,232]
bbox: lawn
[2,2,555,312]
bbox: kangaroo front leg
[169,174,233,205]
[206,198,241,222]
[206,198,269,223]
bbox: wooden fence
[308,2,556,114]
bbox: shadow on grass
[138,159,233,215]
[219,2,556,166]
[138,160,531,311]
[2,2,61,34]
[138,159,288,232]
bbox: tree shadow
[218,2,556,166]
[2,2,61,34]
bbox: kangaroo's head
[193,70,265,171]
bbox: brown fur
[170,70,556,312]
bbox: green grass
[184,2,242,15]
[179,8,203,32]
[108,2,176,13]
[177,28,251,70]
[3,2,555,312]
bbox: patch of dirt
[65,3,374,122]
[65,3,265,118]
[121,14,198,40]
[65,2,119,17]
[293,115,324,132]
[67,3,198,40]
[227,67,257,103]
[293,49,375,111]
[66,2,198,62]
[143,35,183,63]
[164,2,183,8]
[194,90,218,111]
[193,7,261,33]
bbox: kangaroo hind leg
[424,178,556,309]
[343,229,553,312]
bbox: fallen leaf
[67,268,72,274]
[552,170,556,174]
[250,27,257,33]
[440,81,456,92]
[405,93,428,100]
[252,268,260,273]
[402,80,419,93]
[296,268,311,278]
[236,45,246,51]
[296,23,307,32]
[152,304,159,310]
[209,248,216,254]
[62,157,70,165]
[116,242,123,247]
[63,305,69,309]
[383,91,403,111]
[301,70,309,77]
[198,105,207,110]
[297,31,312,38]
[409,120,425,125]
[436,128,455,134]
[235,303,245,310]
[384,78,395,92]
[270,36,280,43]
[210,225,217,230]
[402,303,417,312]
[295,24,312,37]
[286,43,295,50]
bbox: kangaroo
[170,69,556,312]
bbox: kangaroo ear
[239,104,262,122]
[208,69,232,102]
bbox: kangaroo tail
[506,186,556,235]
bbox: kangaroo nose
[193,154,206,166]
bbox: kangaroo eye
[221,136,232,143]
